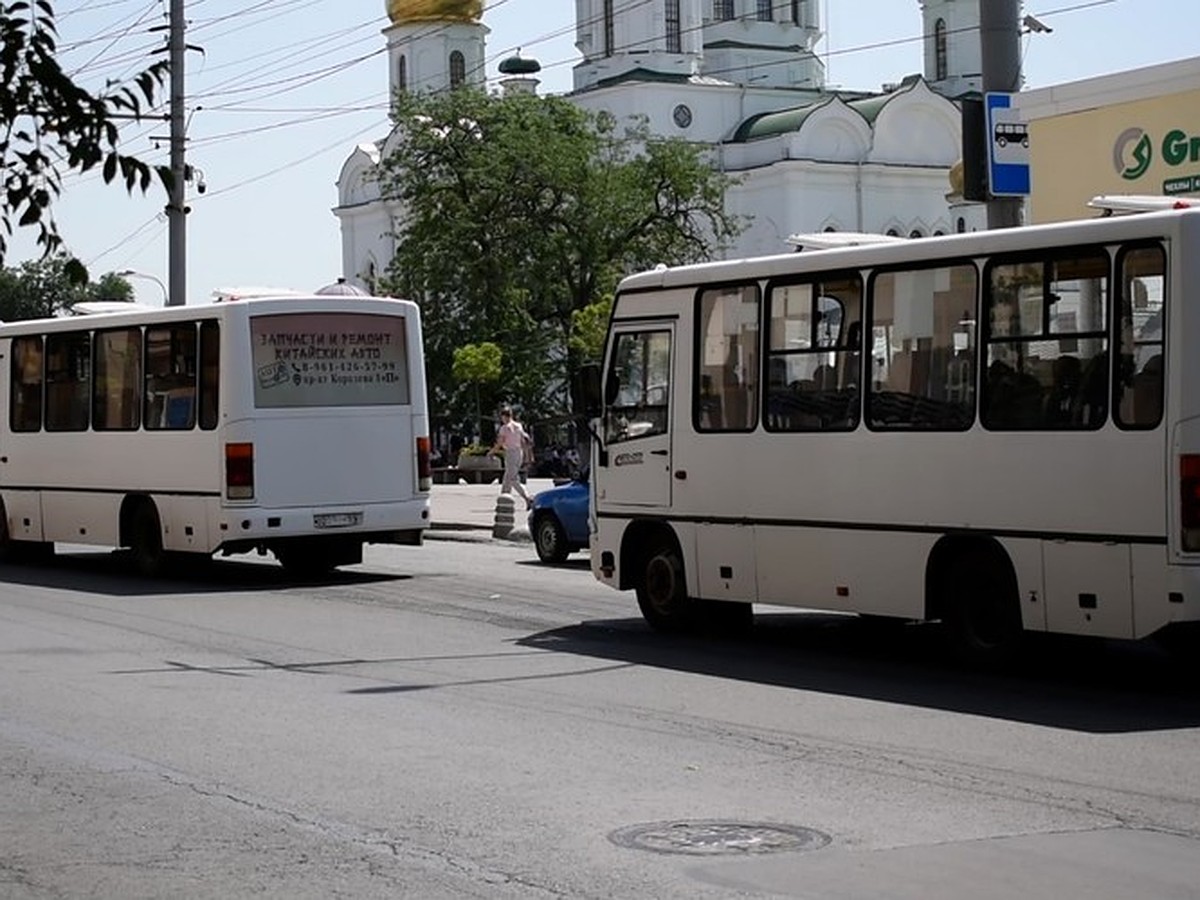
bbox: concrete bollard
[492,494,516,539]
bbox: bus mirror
[574,364,602,417]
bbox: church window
[935,18,948,81]
[715,0,734,21]
[398,55,407,94]
[666,0,682,52]
[791,0,802,25]
[757,0,773,21]
[603,0,615,56]
[449,50,465,88]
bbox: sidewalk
[428,477,560,534]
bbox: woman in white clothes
[490,406,533,508]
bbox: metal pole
[167,0,186,305]
[980,0,1023,229]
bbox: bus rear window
[250,312,410,408]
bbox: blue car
[528,469,589,563]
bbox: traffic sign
[986,92,1031,196]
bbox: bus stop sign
[986,92,1031,196]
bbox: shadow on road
[518,612,1200,734]
[0,550,409,596]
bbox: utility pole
[980,0,1023,229]
[167,0,186,306]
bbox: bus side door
[598,323,674,509]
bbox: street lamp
[117,269,168,306]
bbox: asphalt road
[2,537,1200,898]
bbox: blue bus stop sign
[986,92,1031,196]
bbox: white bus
[583,201,1200,661]
[0,293,432,575]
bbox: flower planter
[456,453,501,471]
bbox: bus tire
[130,502,166,577]
[941,549,1022,667]
[635,540,694,632]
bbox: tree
[0,1,170,280]
[378,88,742,429]
[0,255,131,320]
[451,341,502,443]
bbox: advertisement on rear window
[251,313,410,407]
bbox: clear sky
[20,0,1197,306]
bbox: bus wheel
[941,550,1022,667]
[130,502,166,577]
[635,541,694,632]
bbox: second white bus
[0,292,432,575]
[583,202,1200,660]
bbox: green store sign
[1113,127,1200,193]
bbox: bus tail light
[416,436,432,492]
[1181,455,1200,551]
[226,442,255,500]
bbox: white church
[335,0,987,292]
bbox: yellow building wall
[1028,88,1200,223]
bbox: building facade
[335,0,988,289]
[1015,57,1200,223]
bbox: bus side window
[982,250,1109,431]
[145,324,197,430]
[1116,245,1165,430]
[10,335,44,433]
[199,320,220,430]
[695,285,759,433]
[766,277,861,432]
[93,327,142,431]
[867,264,976,430]
[44,331,91,432]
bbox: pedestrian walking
[490,406,534,508]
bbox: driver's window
[605,329,671,444]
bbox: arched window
[666,0,681,52]
[934,18,948,81]
[603,0,615,56]
[397,55,407,94]
[715,0,734,21]
[449,50,465,88]
[758,0,773,21]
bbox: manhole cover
[608,820,830,856]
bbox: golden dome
[387,0,482,24]
[948,159,965,195]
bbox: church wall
[725,159,954,258]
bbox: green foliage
[569,298,612,365]
[0,255,131,320]
[0,1,171,274]
[451,341,503,386]
[378,88,742,427]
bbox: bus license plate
[313,512,362,529]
